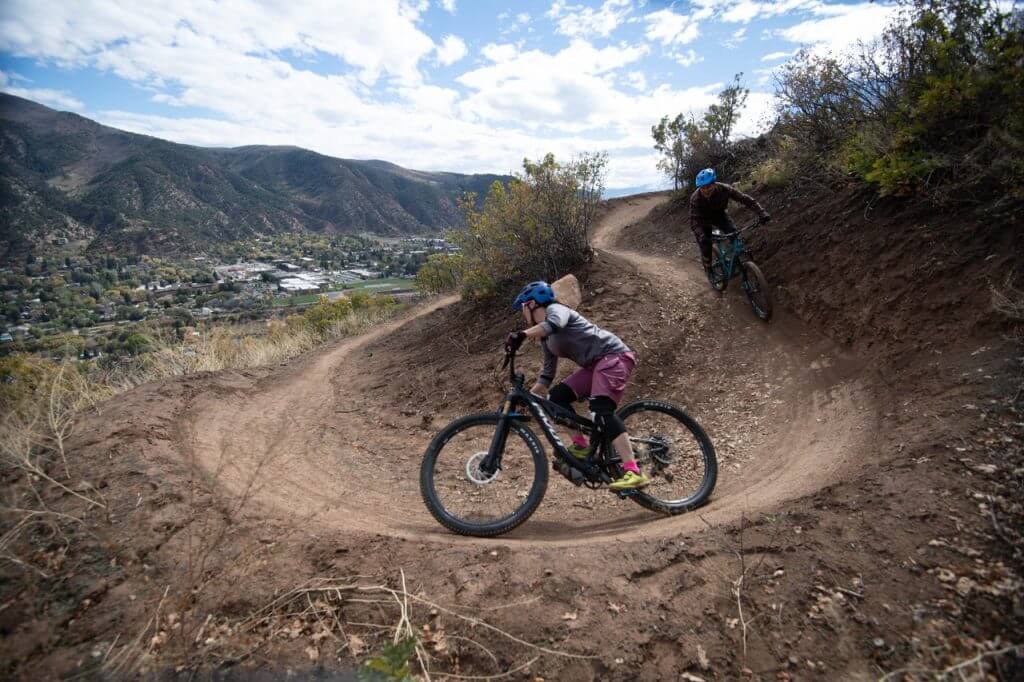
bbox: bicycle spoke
[428,421,540,526]
[622,407,711,505]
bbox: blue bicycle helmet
[695,168,716,188]
[512,281,555,311]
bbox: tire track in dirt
[181,196,878,546]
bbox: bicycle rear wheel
[420,413,548,537]
[741,261,772,321]
[617,400,717,514]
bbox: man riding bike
[689,167,770,272]
[505,281,650,490]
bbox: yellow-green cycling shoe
[566,443,591,459]
[609,470,650,490]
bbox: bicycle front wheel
[617,400,717,514]
[420,413,548,537]
[708,245,727,292]
[741,261,772,321]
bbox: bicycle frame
[711,219,759,285]
[478,345,616,485]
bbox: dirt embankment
[2,192,1020,680]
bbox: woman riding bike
[506,281,649,490]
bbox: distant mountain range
[0,94,509,256]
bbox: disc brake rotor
[465,451,499,485]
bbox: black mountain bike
[706,218,773,321]
[419,338,718,537]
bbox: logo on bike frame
[528,399,566,450]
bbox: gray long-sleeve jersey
[537,303,632,386]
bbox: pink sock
[572,434,589,448]
[623,460,640,474]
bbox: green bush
[415,253,463,294]
[289,296,353,335]
[764,0,1024,201]
[450,152,606,300]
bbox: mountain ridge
[0,94,509,256]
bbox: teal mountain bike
[706,218,773,321]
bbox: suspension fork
[480,397,515,475]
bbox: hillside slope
[2,194,1020,680]
[0,94,507,255]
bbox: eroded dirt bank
[3,194,1019,680]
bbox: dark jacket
[689,183,765,234]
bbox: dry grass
[0,299,408,581]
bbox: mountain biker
[689,168,770,272]
[504,281,649,490]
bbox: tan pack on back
[551,274,582,310]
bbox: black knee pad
[549,382,578,409]
[589,396,626,441]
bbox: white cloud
[778,2,896,54]
[625,70,647,91]
[644,8,700,46]
[1,70,83,109]
[0,0,437,86]
[760,49,797,61]
[2,86,84,111]
[669,49,703,67]
[481,42,518,63]
[548,0,632,39]
[0,0,796,188]
[458,40,650,127]
[435,34,467,66]
[733,91,777,137]
[725,27,747,48]
[722,0,823,24]
[439,0,456,13]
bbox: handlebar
[502,335,526,387]
[710,218,763,242]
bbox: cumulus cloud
[0,0,437,86]
[644,8,700,46]
[669,49,703,67]
[547,0,633,39]
[0,0,791,187]
[457,40,650,127]
[625,70,647,91]
[439,0,456,13]
[778,2,897,54]
[435,34,468,66]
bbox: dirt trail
[181,196,877,546]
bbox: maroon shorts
[562,351,636,404]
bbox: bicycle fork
[480,399,514,476]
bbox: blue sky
[0,0,896,188]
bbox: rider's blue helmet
[512,281,555,311]
[695,168,717,188]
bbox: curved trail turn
[182,196,877,546]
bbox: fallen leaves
[348,634,367,656]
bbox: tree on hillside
[652,114,689,190]
[652,74,750,188]
[449,152,607,299]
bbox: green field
[271,278,414,307]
